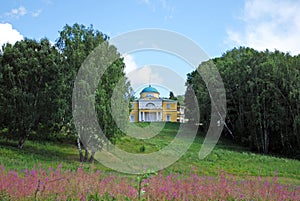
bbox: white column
[139,111,141,122]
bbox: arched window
[146,103,155,108]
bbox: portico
[139,111,163,122]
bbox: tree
[54,23,108,131]
[0,38,62,148]
[186,47,300,158]
[169,91,177,100]
[56,23,131,161]
[176,95,185,106]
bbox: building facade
[129,85,184,122]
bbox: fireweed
[0,164,299,200]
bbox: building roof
[140,85,160,94]
[162,98,177,102]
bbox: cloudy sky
[1,0,299,96]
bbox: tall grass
[0,164,299,200]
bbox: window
[146,103,155,108]
[166,104,170,109]
[166,114,171,122]
[146,94,153,97]
[130,115,135,122]
[131,103,135,109]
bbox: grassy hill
[1,122,299,185]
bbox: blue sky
[1,0,300,96]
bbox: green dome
[140,85,159,94]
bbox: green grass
[0,140,77,171]
[116,123,300,184]
[1,122,300,185]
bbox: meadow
[1,123,300,200]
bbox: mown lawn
[1,122,300,185]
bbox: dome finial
[140,85,160,94]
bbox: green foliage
[186,47,300,158]
[87,192,117,201]
[135,170,157,200]
[0,23,131,158]
[0,191,10,201]
[169,91,177,100]
[56,23,131,161]
[0,38,62,148]
[139,145,146,152]
[176,95,185,106]
[54,23,109,132]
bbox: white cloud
[139,0,174,19]
[126,65,186,96]
[226,0,300,55]
[31,9,42,17]
[2,6,42,19]
[0,23,23,47]
[122,55,164,92]
[127,66,164,89]
[122,54,139,74]
[160,0,174,19]
[5,6,27,19]
[122,53,185,96]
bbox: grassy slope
[1,122,299,185]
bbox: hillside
[1,123,299,185]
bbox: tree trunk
[89,150,95,163]
[84,147,89,162]
[18,138,26,149]
[263,126,269,154]
[258,115,264,153]
[280,131,285,150]
[17,128,29,149]
[77,137,84,162]
[262,111,269,154]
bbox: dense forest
[0,23,131,161]
[186,47,300,159]
[0,24,299,160]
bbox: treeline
[186,47,300,159]
[1,24,299,160]
[0,23,131,157]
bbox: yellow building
[129,85,180,122]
